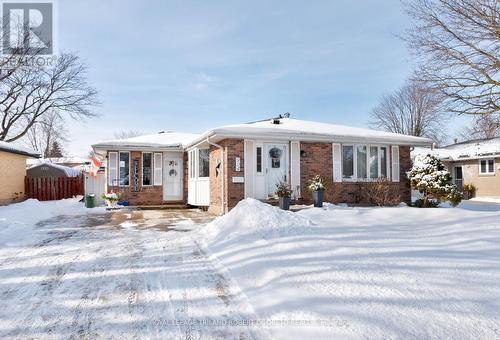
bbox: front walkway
[0,209,267,339]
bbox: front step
[127,204,188,210]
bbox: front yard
[1,199,500,339]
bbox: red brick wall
[207,139,245,213]
[299,142,334,203]
[209,145,222,207]
[298,143,411,205]
[107,151,163,205]
[221,139,245,209]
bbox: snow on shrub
[408,154,462,207]
[202,198,314,244]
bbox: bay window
[341,144,390,181]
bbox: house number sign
[235,157,241,172]
[133,159,139,192]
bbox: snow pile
[0,198,107,246]
[202,198,314,244]
[0,140,38,156]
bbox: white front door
[265,143,288,197]
[163,156,183,201]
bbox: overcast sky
[59,0,468,156]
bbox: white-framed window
[342,145,354,179]
[188,150,196,179]
[256,146,262,173]
[142,152,153,186]
[198,149,210,178]
[479,159,495,175]
[118,151,130,186]
[342,144,391,181]
[153,153,163,186]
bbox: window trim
[118,151,130,187]
[153,152,163,186]
[141,152,153,186]
[342,144,391,182]
[189,150,196,179]
[479,158,495,175]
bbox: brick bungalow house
[92,117,431,214]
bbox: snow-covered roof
[92,118,432,152]
[412,137,500,161]
[27,157,89,166]
[0,141,39,158]
[188,118,433,147]
[28,162,82,177]
[92,132,201,151]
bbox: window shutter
[391,146,400,182]
[332,143,342,183]
[244,140,254,198]
[154,153,163,186]
[108,152,118,186]
[290,141,301,198]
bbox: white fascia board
[196,132,432,147]
[91,144,184,152]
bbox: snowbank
[202,198,314,244]
[201,201,500,339]
[0,198,107,246]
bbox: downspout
[207,137,225,215]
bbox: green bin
[85,194,96,208]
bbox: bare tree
[404,0,500,116]
[370,80,447,143]
[22,112,68,158]
[0,53,99,142]
[459,113,500,139]
[113,129,144,139]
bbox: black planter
[279,196,291,210]
[312,190,324,207]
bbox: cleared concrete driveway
[0,209,267,339]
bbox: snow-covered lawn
[202,199,500,339]
[1,198,500,339]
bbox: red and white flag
[89,156,102,177]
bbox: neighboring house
[0,141,40,205]
[413,137,500,198]
[27,163,82,179]
[92,117,431,214]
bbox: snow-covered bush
[102,192,121,202]
[308,175,326,191]
[408,154,462,207]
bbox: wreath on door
[269,147,282,168]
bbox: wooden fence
[25,175,84,201]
